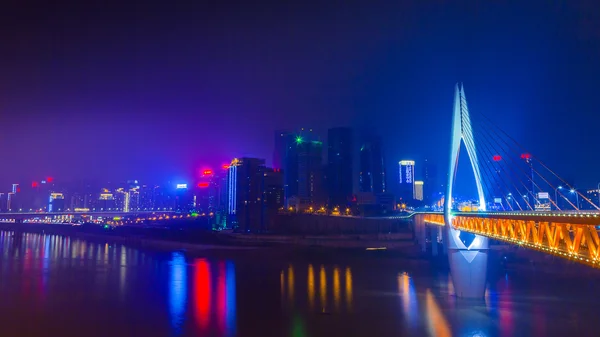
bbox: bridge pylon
[444,83,488,298]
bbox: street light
[554,186,563,210]
[570,189,579,210]
[597,182,600,208]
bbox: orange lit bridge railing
[421,212,600,268]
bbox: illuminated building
[12,184,18,193]
[263,168,284,230]
[359,136,386,194]
[399,160,415,200]
[48,193,65,212]
[414,181,424,201]
[327,127,353,207]
[227,157,268,231]
[7,192,15,211]
[0,193,6,212]
[139,185,154,210]
[115,188,130,212]
[97,191,115,210]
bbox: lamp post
[554,186,562,210]
[570,189,579,210]
[507,193,513,210]
[597,182,600,208]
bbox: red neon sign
[221,164,230,170]
[198,182,210,188]
[203,169,213,176]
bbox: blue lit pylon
[444,83,489,298]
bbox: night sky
[2,0,600,191]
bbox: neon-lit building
[48,193,65,212]
[414,181,424,201]
[399,160,415,200]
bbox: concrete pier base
[448,248,488,298]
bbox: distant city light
[176,184,188,189]
[202,169,213,176]
[295,136,303,144]
[197,182,209,188]
[32,181,39,188]
[47,177,54,183]
[520,153,531,160]
[493,155,502,161]
[222,164,230,169]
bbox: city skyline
[2,1,600,189]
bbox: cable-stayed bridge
[408,83,600,298]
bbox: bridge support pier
[446,226,488,298]
[431,228,438,256]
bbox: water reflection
[194,259,211,331]
[1,230,599,336]
[169,252,187,335]
[425,289,452,337]
[281,263,354,314]
[398,272,418,328]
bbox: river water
[0,231,598,337]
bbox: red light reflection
[195,259,211,330]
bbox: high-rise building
[48,193,65,212]
[115,188,130,212]
[399,160,415,200]
[278,128,317,206]
[297,139,324,206]
[0,193,6,212]
[97,191,115,210]
[328,127,353,207]
[422,159,439,203]
[359,137,386,194]
[227,157,266,231]
[414,181,424,201]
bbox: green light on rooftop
[295,136,303,144]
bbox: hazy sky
[2,0,600,190]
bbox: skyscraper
[398,160,415,201]
[422,159,439,203]
[359,137,386,194]
[278,128,320,207]
[227,157,266,231]
[414,181,424,201]
[297,139,324,206]
[328,127,353,207]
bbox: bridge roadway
[409,211,600,269]
[0,210,176,220]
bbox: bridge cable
[476,116,575,210]
[475,111,598,210]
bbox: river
[0,231,598,337]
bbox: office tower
[139,185,154,210]
[399,160,415,200]
[7,192,15,211]
[328,127,353,207]
[422,159,438,203]
[277,128,317,206]
[48,193,65,212]
[262,168,284,231]
[227,157,266,231]
[359,137,386,194]
[414,181,424,201]
[297,139,324,206]
[115,188,130,212]
[97,190,115,210]
[0,193,6,212]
